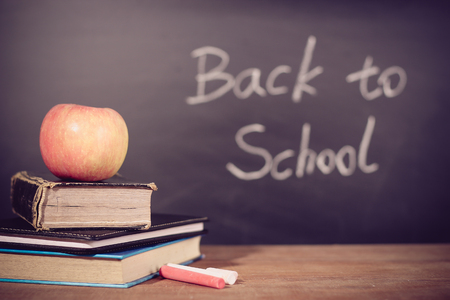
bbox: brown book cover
[11,171,157,230]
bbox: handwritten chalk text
[346,56,407,100]
[187,36,406,104]
[187,36,323,105]
[186,36,407,180]
[226,116,378,180]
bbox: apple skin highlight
[39,104,129,182]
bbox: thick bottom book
[0,236,203,288]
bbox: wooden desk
[1,244,449,299]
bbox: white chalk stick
[206,267,238,285]
[166,263,238,285]
[166,263,217,277]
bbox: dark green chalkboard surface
[1,0,449,244]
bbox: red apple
[39,104,129,181]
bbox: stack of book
[0,171,208,288]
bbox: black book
[0,213,208,254]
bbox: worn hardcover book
[10,171,158,230]
[0,213,208,254]
[0,236,204,288]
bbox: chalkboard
[1,0,449,244]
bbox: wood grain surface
[1,244,449,299]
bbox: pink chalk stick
[159,265,225,289]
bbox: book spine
[10,172,44,229]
